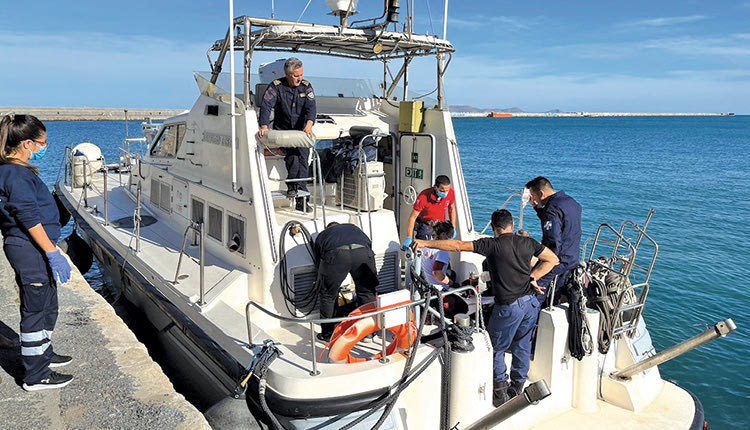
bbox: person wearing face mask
[0,113,74,391]
[402,175,457,249]
[524,176,582,307]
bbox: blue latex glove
[452,229,457,239]
[402,237,413,251]
[46,250,72,284]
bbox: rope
[586,257,632,354]
[278,221,317,316]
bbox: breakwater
[453,111,735,118]
[0,107,186,121]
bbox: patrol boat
[54,1,735,428]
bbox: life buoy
[319,301,417,364]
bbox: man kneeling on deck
[314,222,378,342]
[413,209,558,406]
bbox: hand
[531,279,545,295]
[257,126,269,138]
[303,124,315,139]
[46,250,72,284]
[410,239,426,251]
[402,237,413,251]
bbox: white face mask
[522,188,530,209]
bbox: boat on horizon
[53,1,735,428]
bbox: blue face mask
[30,144,47,161]
[436,190,448,199]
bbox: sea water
[37,116,749,428]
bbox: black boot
[508,380,524,399]
[493,380,511,407]
[295,197,312,213]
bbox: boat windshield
[194,71,437,105]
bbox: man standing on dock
[258,57,317,212]
[525,176,582,307]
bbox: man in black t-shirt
[413,209,558,407]
[314,222,379,342]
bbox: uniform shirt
[259,79,316,131]
[533,190,582,278]
[314,223,372,265]
[413,187,455,222]
[473,233,545,305]
[0,164,61,243]
[421,247,450,286]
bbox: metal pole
[462,380,551,430]
[309,322,319,376]
[229,0,238,194]
[82,158,89,207]
[612,318,737,379]
[103,168,109,226]
[244,18,251,107]
[135,182,142,252]
[174,224,193,283]
[199,221,206,305]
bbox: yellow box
[399,101,424,133]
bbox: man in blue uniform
[314,222,378,342]
[525,176,582,307]
[258,57,316,212]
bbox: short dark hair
[434,175,451,187]
[525,176,553,193]
[326,221,339,228]
[430,220,454,238]
[491,209,513,230]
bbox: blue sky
[1,1,748,113]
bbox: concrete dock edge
[0,248,210,429]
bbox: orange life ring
[318,301,417,364]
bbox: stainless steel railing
[244,285,481,376]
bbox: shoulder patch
[544,220,552,231]
[301,80,310,86]
[272,79,281,85]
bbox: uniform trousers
[318,246,378,335]
[487,294,539,385]
[284,147,310,193]
[4,237,57,384]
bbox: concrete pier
[0,107,186,122]
[0,249,210,429]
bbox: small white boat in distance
[54,1,735,429]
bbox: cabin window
[208,205,223,242]
[190,197,205,245]
[227,212,245,255]
[191,198,205,224]
[150,123,186,157]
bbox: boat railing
[244,285,481,376]
[480,189,528,235]
[264,142,327,226]
[583,210,659,338]
[174,221,206,305]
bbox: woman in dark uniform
[0,114,73,391]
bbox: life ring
[319,301,417,364]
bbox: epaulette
[302,80,310,86]
[272,79,281,85]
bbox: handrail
[244,285,481,376]
[480,191,524,235]
[171,221,207,305]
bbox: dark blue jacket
[0,164,61,243]
[534,190,582,281]
[259,79,316,131]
